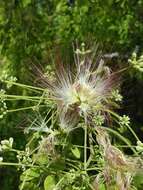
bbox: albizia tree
[0,45,143,190]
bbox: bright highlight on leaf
[44,176,56,190]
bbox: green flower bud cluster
[119,115,130,127]
[111,89,123,102]
[0,137,13,151]
[136,140,143,154]
[0,70,17,89]
[119,115,130,133]
[93,114,105,126]
[0,89,7,119]
[128,52,143,72]
[16,147,32,170]
[75,43,91,55]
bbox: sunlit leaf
[71,147,80,159]
[44,176,56,190]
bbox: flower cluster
[0,89,7,119]
[119,115,130,127]
[0,70,17,89]
[0,137,13,151]
[111,89,123,102]
[136,140,143,154]
[39,48,118,130]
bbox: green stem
[84,124,87,170]
[20,169,29,190]
[0,162,38,168]
[7,105,47,113]
[4,80,45,91]
[102,109,139,144]
[55,177,65,188]
[89,184,95,190]
[86,132,94,168]
[86,167,101,171]
[3,98,39,102]
[1,94,48,100]
[126,124,140,141]
[20,149,41,190]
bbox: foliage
[1,46,143,190]
[1,0,143,190]
[1,0,143,75]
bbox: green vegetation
[1,1,143,190]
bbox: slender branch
[7,105,47,113]
[126,124,140,141]
[84,123,87,171]
[86,132,94,168]
[0,94,48,100]
[3,80,45,91]
[0,162,38,168]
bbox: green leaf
[71,147,80,159]
[20,168,41,181]
[133,173,143,188]
[44,176,56,190]
[19,182,39,190]
[22,0,31,7]
[33,153,49,165]
[99,183,106,190]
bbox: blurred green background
[1,0,143,189]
